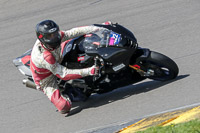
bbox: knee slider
[51,89,72,114]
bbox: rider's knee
[51,89,72,114]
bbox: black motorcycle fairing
[86,47,135,66]
[62,31,136,72]
[93,23,137,46]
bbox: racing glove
[81,65,99,76]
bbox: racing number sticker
[109,32,121,45]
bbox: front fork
[129,64,154,77]
[129,48,154,77]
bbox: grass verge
[136,119,200,133]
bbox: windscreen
[78,29,122,51]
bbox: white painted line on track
[76,102,200,133]
[144,102,200,118]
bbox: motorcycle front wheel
[139,51,179,81]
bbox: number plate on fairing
[113,63,125,71]
[109,32,121,46]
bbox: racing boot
[63,87,87,102]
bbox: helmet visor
[42,31,61,49]
[43,31,61,42]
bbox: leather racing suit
[30,25,106,114]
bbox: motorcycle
[13,23,179,98]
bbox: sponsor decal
[66,43,72,53]
[113,63,125,71]
[49,28,57,33]
[78,56,85,61]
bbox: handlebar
[93,56,104,82]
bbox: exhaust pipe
[23,79,36,89]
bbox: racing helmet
[36,20,61,50]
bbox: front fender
[136,48,150,62]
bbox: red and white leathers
[30,25,105,114]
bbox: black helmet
[36,20,61,50]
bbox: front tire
[140,51,179,81]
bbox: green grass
[136,119,200,133]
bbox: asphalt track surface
[1,0,200,133]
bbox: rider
[30,20,111,114]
